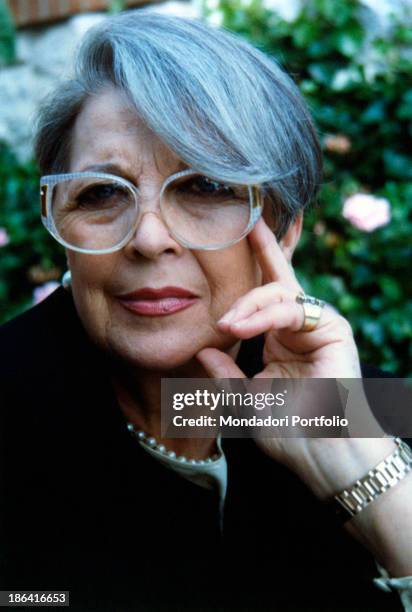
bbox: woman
[0,9,411,611]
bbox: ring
[295,291,325,332]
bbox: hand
[197,218,412,575]
[196,217,382,493]
[199,217,361,380]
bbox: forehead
[69,87,184,176]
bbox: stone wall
[0,13,105,160]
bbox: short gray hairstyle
[34,9,322,239]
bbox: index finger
[248,217,301,290]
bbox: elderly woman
[0,9,411,612]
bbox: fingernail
[218,310,237,325]
[231,319,248,328]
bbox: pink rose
[342,194,391,232]
[324,134,351,155]
[0,227,10,247]
[33,281,60,305]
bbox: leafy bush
[201,0,412,375]
[0,1,16,66]
[0,144,65,322]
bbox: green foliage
[0,144,66,322]
[201,0,412,375]
[0,1,16,65]
[108,0,127,14]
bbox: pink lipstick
[117,287,198,316]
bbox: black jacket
[0,288,403,611]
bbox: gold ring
[295,291,325,332]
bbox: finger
[224,302,306,339]
[196,348,246,379]
[218,282,295,328]
[247,217,301,290]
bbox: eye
[75,183,129,209]
[179,176,236,199]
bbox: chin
[128,351,197,372]
[105,324,239,374]
[105,330,210,373]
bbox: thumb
[196,348,246,379]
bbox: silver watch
[334,438,412,521]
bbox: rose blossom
[324,134,351,154]
[33,281,60,305]
[0,227,10,247]
[342,193,391,232]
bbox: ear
[279,213,303,263]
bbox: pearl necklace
[127,422,220,465]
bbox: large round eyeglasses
[40,169,264,254]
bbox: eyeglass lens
[161,174,251,248]
[51,177,137,251]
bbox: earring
[62,270,72,291]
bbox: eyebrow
[81,162,125,175]
[80,161,190,177]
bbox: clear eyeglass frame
[40,168,264,254]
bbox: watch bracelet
[332,438,412,523]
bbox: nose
[123,209,184,260]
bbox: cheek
[67,251,126,291]
[66,252,118,345]
[196,240,261,316]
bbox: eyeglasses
[40,169,264,253]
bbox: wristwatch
[333,438,412,523]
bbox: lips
[117,286,198,316]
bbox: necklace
[127,422,221,465]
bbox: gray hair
[34,9,322,239]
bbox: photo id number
[0,592,69,607]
